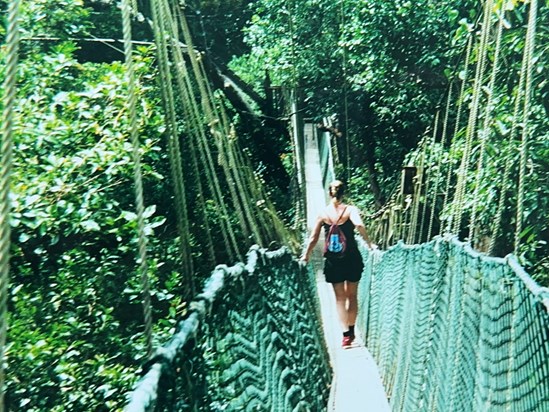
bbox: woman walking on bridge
[301,180,374,348]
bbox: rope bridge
[124,246,331,411]
[358,238,549,411]
[1,0,548,410]
[122,237,549,411]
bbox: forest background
[0,0,547,410]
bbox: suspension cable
[170,29,241,261]
[407,135,427,244]
[489,19,527,254]
[196,49,266,246]
[160,2,228,264]
[452,0,494,236]
[121,0,153,356]
[0,0,21,407]
[468,7,505,247]
[418,111,440,243]
[340,0,351,183]
[177,12,252,244]
[151,0,195,298]
[515,0,538,254]
[442,35,473,234]
[427,83,453,240]
[179,7,266,247]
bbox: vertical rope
[178,7,264,247]
[193,31,296,249]
[159,3,227,264]
[452,1,492,235]
[452,0,493,236]
[398,198,408,243]
[489,18,528,255]
[286,0,304,233]
[418,111,439,243]
[195,51,266,246]
[340,0,351,183]
[428,84,453,240]
[468,8,505,247]
[168,10,241,261]
[178,15,251,242]
[0,1,20,407]
[442,36,473,234]
[514,0,537,254]
[287,0,298,88]
[151,0,195,297]
[214,88,265,245]
[289,89,305,231]
[229,134,276,243]
[164,0,284,257]
[121,0,153,356]
[407,136,427,244]
[393,199,402,244]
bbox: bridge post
[290,88,307,230]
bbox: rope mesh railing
[357,237,549,412]
[124,245,331,411]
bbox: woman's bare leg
[332,282,349,331]
[345,281,359,327]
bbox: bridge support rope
[358,237,549,412]
[121,0,154,358]
[124,246,332,411]
[0,0,21,409]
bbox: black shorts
[323,249,364,284]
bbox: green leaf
[143,205,157,219]
[80,220,100,231]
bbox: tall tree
[229,0,478,205]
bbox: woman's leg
[332,282,349,331]
[345,281,359,328]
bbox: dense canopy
[0,0,547,410]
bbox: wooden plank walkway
[303,125,390,411]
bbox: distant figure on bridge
[301,180,374,348]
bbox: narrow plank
[317,277,391,412]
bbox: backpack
[324,207,348,258]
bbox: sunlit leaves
[7,40,168,410]
[19,0,92,42]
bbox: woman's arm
[349,206,374,248]
[300,216,324,263]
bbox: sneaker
[342,335,353,348]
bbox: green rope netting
[124,246,331,411]
[358,237,549,412]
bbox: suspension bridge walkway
[2,0,548,411]
[304,124,390,411]
[123,121,549,411]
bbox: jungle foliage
[4,41,180,411]
[3,1,282,410]
[229,0,479,202]
[228,0,548,280]
[1,0,548,411]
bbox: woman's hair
[328,180,346,200]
